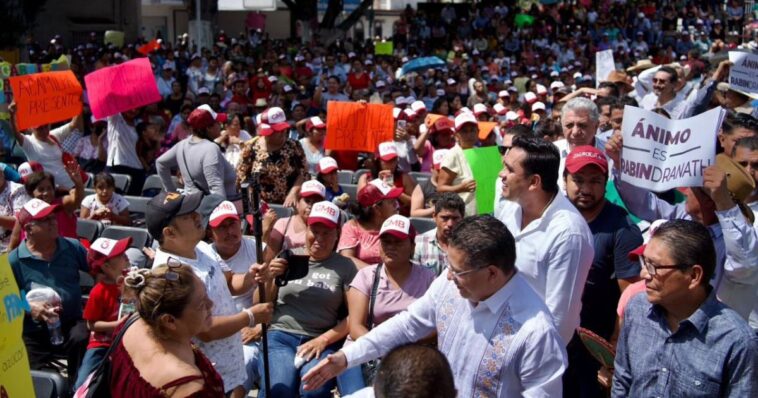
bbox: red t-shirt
[348,73,371,90]
[83,282,121,349]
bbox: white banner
[728,51,758,97]
[595,49,615,87]
[620,106,724,192]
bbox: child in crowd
[74,237,134,389]
[316,157,346,203]
[80,172,131,226]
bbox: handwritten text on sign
[9,70,82,130]
[325,102,394,152]
[595,49,615,87]
[620,106,723,192]
[84,58,162,119]
[728,51,758,96]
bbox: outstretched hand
[301,351,348,391]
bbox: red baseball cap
[305,116,326,130]
[18,161,44,183]
[87,237,132,274]
[209,200,240,228]
[432,117,455,134]
[379,215,417,240]
[378,142,398,161]
[358,179,403,207]
[300,180,326,199]
[307,201,341,229]
[262,107,290,131]
[317,157,339,174]
[565,146,608,175]
[16,198,59,228]
[187,104,227,130]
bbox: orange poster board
[477,121,498,140]
[9,70,82,130]
[325,101,395,152]
[424,113,445,130]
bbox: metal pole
[243,174,271,398]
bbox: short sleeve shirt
[82,282,121,349]
[337,220,381,265]
[582,202,643,339]
[81,193,130,215]
[271,216,307,252]
[270,253,357,337]
[349,263,435,326]
[440,145,476,216]
[153,244,245,391]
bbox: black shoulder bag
[74,315,139,398]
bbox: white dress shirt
[342,273,567,397]
[495,194,594,344]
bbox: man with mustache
[563,146,643,396]
[412,192,465,276]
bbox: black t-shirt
[580,201,643,340]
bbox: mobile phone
[397,120,407,129]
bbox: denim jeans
[243,342,261,392]
[258,330,365,398]
[74,347,107,389]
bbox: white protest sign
[728,51,758,97]
[620,106,724,192]
[595,49,615,87]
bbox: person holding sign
[106,108,145,196]
[8,102,82,190]
[606,130,758,309]
[437,112,478,216]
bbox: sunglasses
[149,257,183,318]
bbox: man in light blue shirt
[612,220,757,397]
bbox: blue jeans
[243,342,261,392]
[258,330,365,398]
[74,347,107,389]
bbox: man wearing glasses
[301,215,567,397]
[613,219,758,397]
[146,191,274,398]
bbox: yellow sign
[0,255,34,397]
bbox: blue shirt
[10,237,89,332]
[612,293,758,397]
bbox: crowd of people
[3,0,758,397]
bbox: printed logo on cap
[309,201,340,227]
[23,198,50,216]
[378,142,398,159]
[266,107,287,124]
[318,157,338,174]
[433,149,449,168]
[369,178,395,195]
[301,180,326,198]
[209,200,239,227]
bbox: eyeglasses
[447,265,486,279]
[737,160,758,170]
[498,145,511,155]
[639,255,690,276]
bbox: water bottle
[47,315,64,346]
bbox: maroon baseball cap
[565,146,608,175]
[358,179,403,207]
[187,105,227,130]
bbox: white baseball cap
[411,101,427,113]
[536,84,547,95]
[393,107,402,120]
[379,215,416,240]
[498,90,510,98]
[523,92,537,103]
[17,198,59,227]
[505,111,519,121]
[378,141,398,161]
[209,200,240,228]
[317,157,339,174]
[454,112,478,131]
[308,201,340,229]
[432,149,449,170]
[532,102,546,112]
[473,103,489,116]
[446,78,456,86]
[300,180,326,199]
[262,107,290,132]
[550,81,565,90]
[493,103,507,115]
